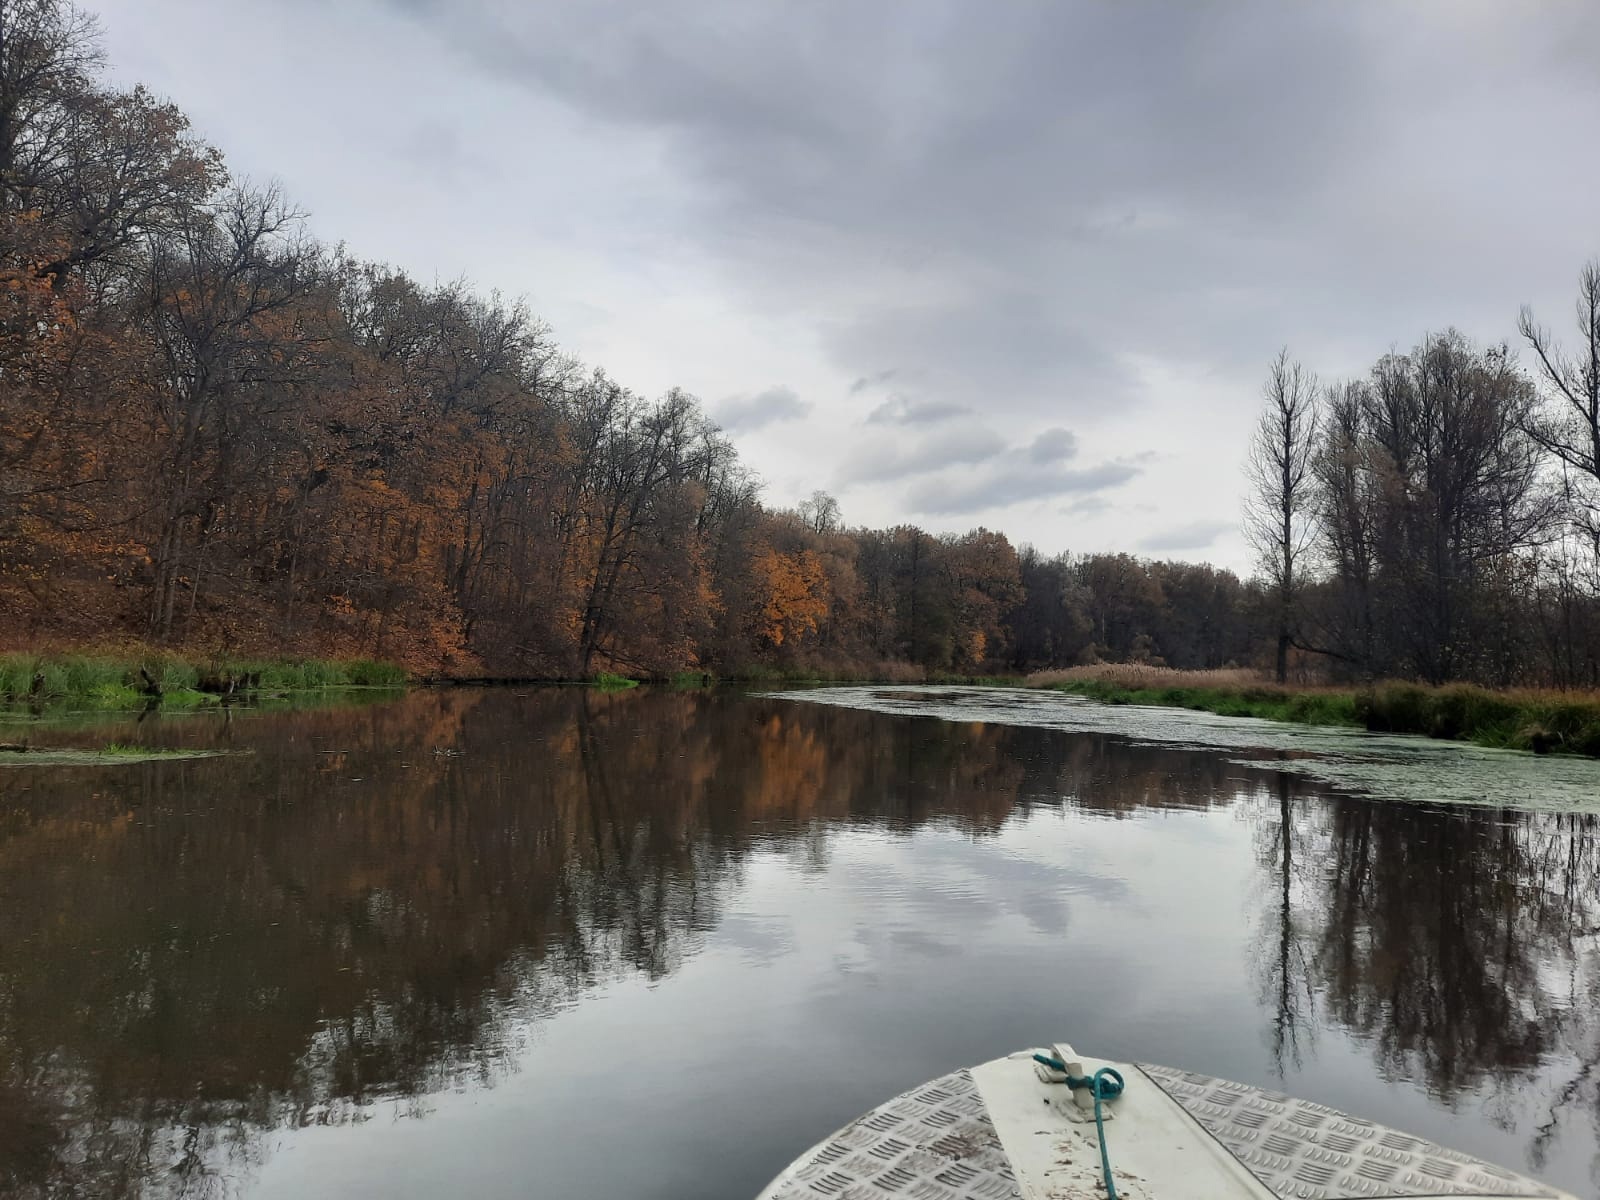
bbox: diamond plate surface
[763,1069,1017,1200]
[1139,1063,1560,1199]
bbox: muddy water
[0,686,1595,1198]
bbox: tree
[0,0,100,214]
[134,185,321,640]
[1520,260,1600,543]
[1311,380,1380,672]
[797,489,841,534]
[1243,350,1320,682]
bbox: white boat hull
[757,1046,1574,1200]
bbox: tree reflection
[3,688,1109,1197]
[1253,779,1600,1173]
[6,689,1595,1197]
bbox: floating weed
[773,685,1600,813]
[0,743,233,767]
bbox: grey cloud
[713,385,810,432]
[345,0,1600,558]
[1139,520,1235,552]
[374,1,1469,410]
[907,460,1139,516]
[849,368,898,394]
[1027,428,1077,464]
[864,396,971,426]
[837,426,1006,485]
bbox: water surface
[1,686,1596,1198]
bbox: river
[1,685,1596,1198]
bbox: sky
[92,0,1600,572]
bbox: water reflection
[0,688,1595,1197]
[1255,785,1600,1174]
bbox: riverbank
[1029,666,1600,757]
[0,651,408,711]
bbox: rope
[1032,1054,1124,1199]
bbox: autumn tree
[0,0,100,214]
[1007,548,1092,670]
[133,186,322,640]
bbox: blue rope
[1032,1054,1124,1200]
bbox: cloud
[712,385,810,432]
[849,368,898,394]
[1138,519,1235,552]
[837,426,1006,485]
[1026,427,1078,463]
[1063,495,1111,517]
[907,460,1140,515]
[374,0,1600,436]
[864,396,971,426]
[840,419,1133,517]
[108,0,1600,566]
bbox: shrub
[346,659,408,686]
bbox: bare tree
[137,184,320,639]
[0,0,102,213]
[1245,349,1320,682]
[1519,260,1600,542]
[798,489,841,534]
[1312,380,1379,671]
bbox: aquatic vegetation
[1038,674,1600,759]
[775,685,1600,813]
[0,742,233,766]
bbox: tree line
[1247,271,1600,686]
[5,0,1595,684]
[0,0,1265,678]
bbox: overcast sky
[94,1,1600,572]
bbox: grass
[100,742,212,758]
[1357,683,1600,756]
[1046,676,1362,727]
[708,661,1019,686]
[0,651,409,712]
[573,664,1027,689]
[1030,665,1600,758]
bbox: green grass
[708,664,1023,686]
[1052,679,1363,728]
[924,672,1027,686]
[0,651,409,712]
[1047,678,1600,758]
[591,672,640,690]
[345,658,408,687]
[100,742,206,758]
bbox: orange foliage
[751,547,830,648]
[0,4,1052,679]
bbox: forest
[1,0,1596,686]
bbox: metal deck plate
[1139,1063,1560,1199]
[761,1069,1018,1200]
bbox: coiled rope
[1031,1053,1125,1199]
